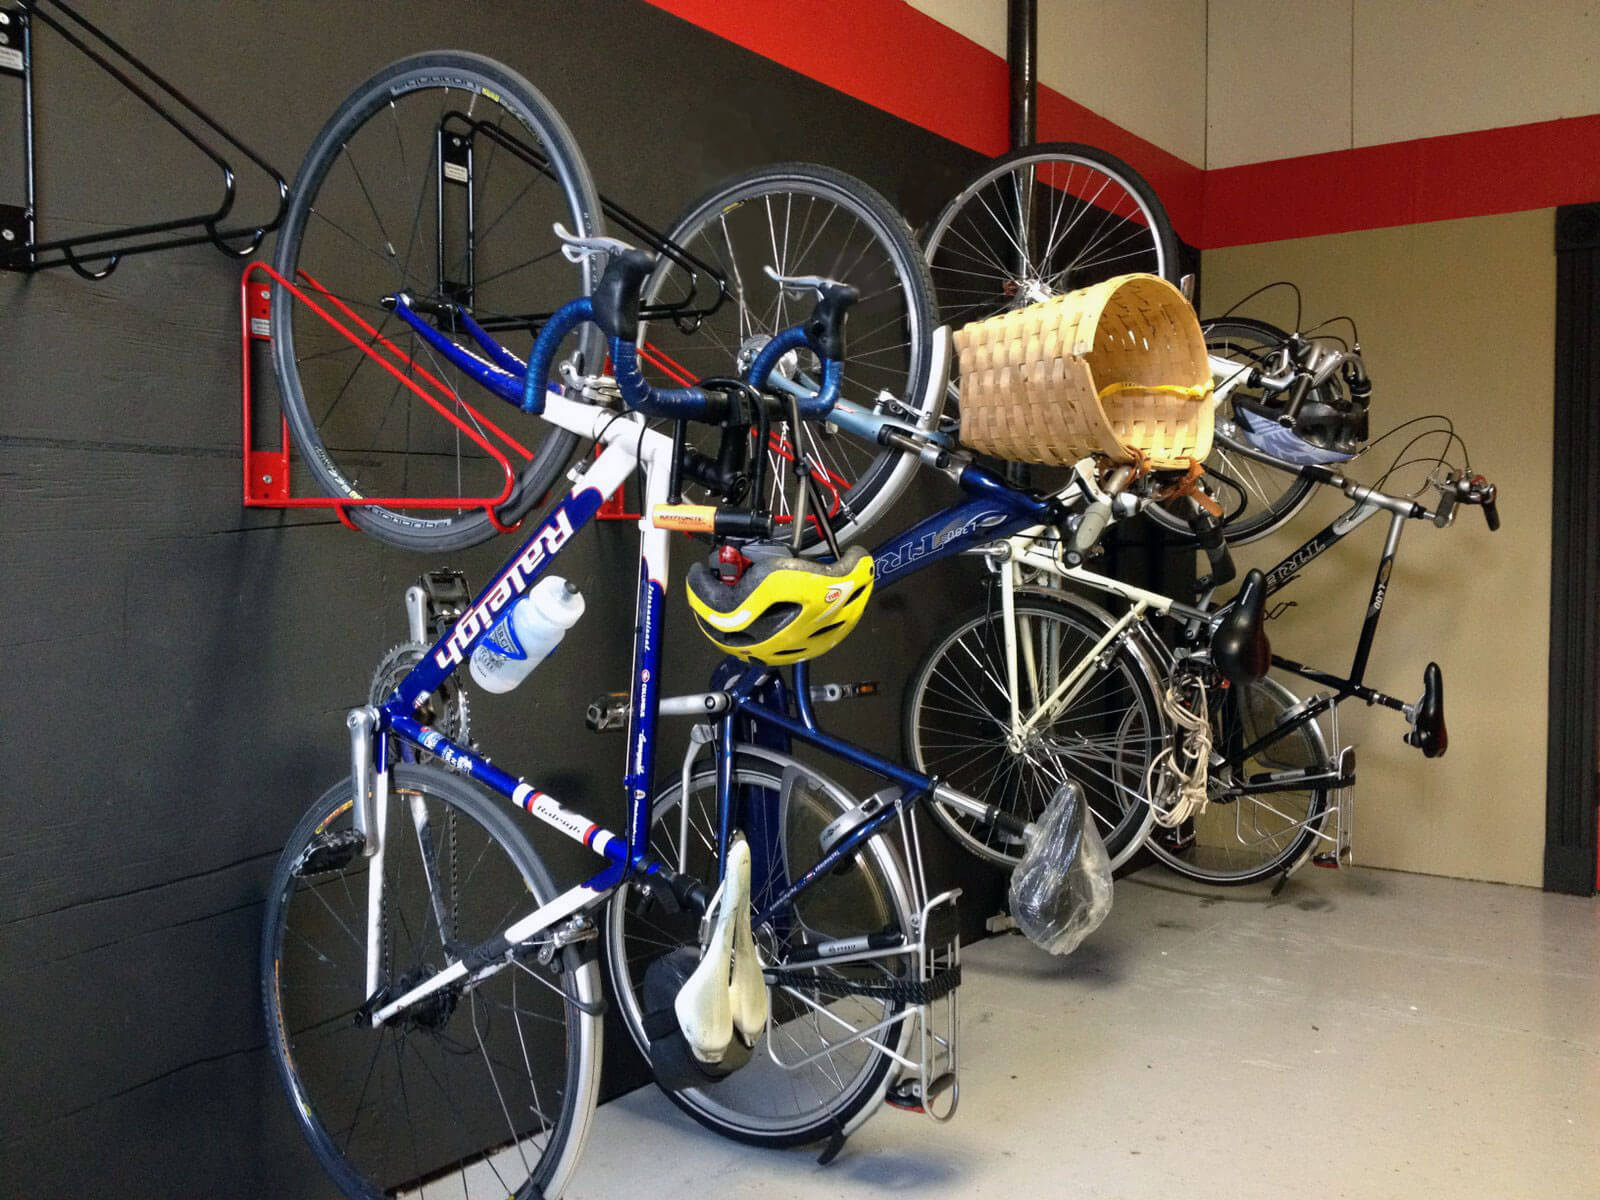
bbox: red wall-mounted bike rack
[239,262,640,529]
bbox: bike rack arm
[0,0,287,278]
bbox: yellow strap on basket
[1096,381,1214,403]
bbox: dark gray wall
[0,3,1000,1195]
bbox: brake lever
[553,222,636,263]
[763,265,841,295]
[1470,476,1500,531]
[1432,485,1458,528]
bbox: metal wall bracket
[0,0,287,279]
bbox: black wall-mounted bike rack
[0,0,287,279]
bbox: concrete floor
[571,867,1600,1199]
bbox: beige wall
[1201,208,1554,886]
[908,0,1208,166]
[910,1,1600,170]
[1207,0,1600,167]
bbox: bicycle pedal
[293,829,365,877]
[1311,853,1341,869]
[585,692,629,733]
[884,1079,926,1113]
[419,568,471,635]
[885,1072,955,1115]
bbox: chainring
[369,642,472,750]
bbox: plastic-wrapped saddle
[1008,782,1113,956]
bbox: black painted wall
[0,3,1002,1195]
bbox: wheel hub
[1003,278,1058,307]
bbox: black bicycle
[1144,413,1500,885]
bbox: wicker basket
[954,274,1212,469]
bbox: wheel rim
[639,174,930,549]
[925,149,1174,333]
[606,763,912,1138]
[267,784,582,1196]
[909,599,1163,865]
[1147,676,1329,881]
[273,66,598,544]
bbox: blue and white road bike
[260,209,1109,1195]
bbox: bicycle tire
[271,52,604,551]
[639,164,936,552]
[1142,316,1320,545]
[904,588,1165,869]
[602,748,916,1146]
[1143,674,1332,885]
[263,764,602,1198]
[924,142,1181,332]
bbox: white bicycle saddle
[674,834,769,1063]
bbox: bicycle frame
[351,385,1053,1043]
[357,393,674,1023]
[1254,489,1415,719]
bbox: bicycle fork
[345,706,385,1000]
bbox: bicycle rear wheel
[1144,675,1332,885]
[263,764,602,1198]
[603,750,916,1146]
[272,52,604,551]
[639,165,936,551]
[1143,317,1318,545]
[904,589,1164,869]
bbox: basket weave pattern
[954,274,1212,469]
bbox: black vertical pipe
[1003,0,1038,489]
[1007,0,1037,150]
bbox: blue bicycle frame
[356,285,1063,1029]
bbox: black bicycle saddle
[1211,568,1271,685]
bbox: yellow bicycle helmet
[686,545,875,664]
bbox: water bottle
[469,576,586,694]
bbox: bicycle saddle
[1210,568,1271,685]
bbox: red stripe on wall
[644,0,1599,248]
[641,0,1206,241]
[1203,113,1600,247]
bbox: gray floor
[572,867,1600,1199]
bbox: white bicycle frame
[363,393,674,1025]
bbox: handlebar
[589,246,855,422]
[1432,471,1499,531]
[384,227,856,428]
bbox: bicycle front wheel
[263,764,603,1198]
[640,165,936,550]
[272,52,604,551]
[904,589,1165,869]
[603,750,916,1146]
[1143,317,1318,545]
[1144,675,1332,885]
[924,142,1180,333]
